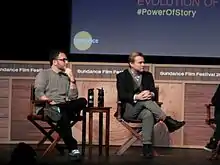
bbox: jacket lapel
[124,69,140,92]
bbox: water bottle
[97,88,104,107]
[88,88,94,107]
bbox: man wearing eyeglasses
[34,50,87,160]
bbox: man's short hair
[49,49,66,66]
[128,52,144,63]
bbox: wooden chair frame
[114,101,142,155]
[205,103,220,160]
[27,84,82,157]
[115,86,163,156]
[114,101,163,156]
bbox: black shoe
[204,137,218,152]
[164,116,185,133]
[143,144,153,159]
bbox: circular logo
[73,31,93,51]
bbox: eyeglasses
[56,58,68,62]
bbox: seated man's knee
[141,110,153,119]
[78,97,87,106]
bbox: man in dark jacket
[116,52,185,158]
[204,85,220,152]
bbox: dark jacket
[212,85,220,108]
[116,69,157,104]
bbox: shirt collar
[129,68,141,77]
[51,65,63,74]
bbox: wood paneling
[73,80,121,145]
[72,64,127,79]
[10,79,48,141]
[184,83,218,146]
[74,80,152,146]
[72,80,179,147]
[154,82,184,146]
[72,63,150,79]
[154,66,220,81]
[0,61,220,148]
[0,79,9,140]
[0,63,49,77]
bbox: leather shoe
[164,116,185,133]
[143,144,153,159]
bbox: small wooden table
[81,106,112,158]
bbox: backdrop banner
[0,60,218,148]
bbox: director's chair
[205,103,220,160]
[27,84,82,157]
[114,87,162,156]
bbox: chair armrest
[156,101,163,107]
[34,100,48,104]
[114,101,122,119]
[33,99,51,107]
[205,103,213,124]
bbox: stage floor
[0,145,219,165]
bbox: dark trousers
[213,108,220,141]
[56,97,87,152]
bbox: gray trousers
[123,100,166,144]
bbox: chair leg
[209,142,220,160]
[29,119,64,155]
[29,119,79,158]
[153,149,159,156]
[116,135,138,155]
[37,128,56,147]
[115,123,161,157]
[29,119,56,144]
[42,135,62,158]
[46,121,78,156]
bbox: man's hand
[142,90,152,100]
[49,100,57,105]
[135,90,152,100]
[39,96,57,104]
[65,68,75,82]
[39,95,52,102]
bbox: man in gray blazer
[116,52,185,159]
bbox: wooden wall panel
[74,80,161,146]
[72,80,181,147]
[154,65,220,81]
[74,80,153,146]
[0,62,49,77]
[0,79,9,140]
[184,83,218,146]
[72,80,127,145]
[0,61,220,148]
[154,82,184,147]
[72,63,150,79]
[10,79,47,141]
